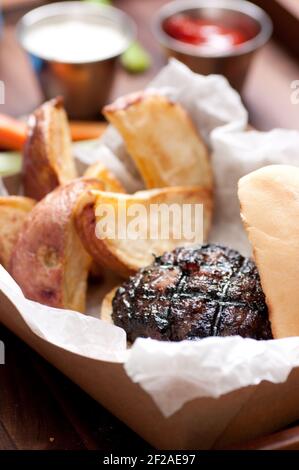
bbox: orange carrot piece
[0,114,27,150]
[70,121,107,141]
[0,114,108,151]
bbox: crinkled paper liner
[2,59,299,417]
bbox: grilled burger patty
[112,244,273,342]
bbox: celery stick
[121,41,151,73]
[83,0,112,5]
[0,152,22,177]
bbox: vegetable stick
[0,113,108,151]
[0,114,26,150]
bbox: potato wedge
[101,287,117,324]
[0,196,35,270]
[84,162,125,193]
[23,97,77,201]
[84,163,125,277]
[10,178,104,312]
[103,92,213,190]
[75,186,212,277]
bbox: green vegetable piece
[0,152,22,177]
[83,0,112,5]
[121,41,151,73]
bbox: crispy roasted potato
[10,178,104,312]
[75,186,213,277]
[103,92,213,191]
[84,162,125,278]
[83,161,125,193]
[101,287,117,324]
[0,196,35,270]
[23,97,77,201]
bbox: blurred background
[0,0,298,129]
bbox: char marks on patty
[112,244,272,342]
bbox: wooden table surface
[0,0,299,451]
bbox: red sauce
[164,14,255,51]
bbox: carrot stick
[0,114,27,150]
[70,121,108,141]
[0,113,108,151]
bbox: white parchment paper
[2,59,299,417]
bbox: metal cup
[152,0,273,92]
[17,2,136,119]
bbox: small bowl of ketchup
[153,0,272,91]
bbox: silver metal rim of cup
[16,1,137,65]
[152,0,273,59]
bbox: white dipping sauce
[23,19,128,63]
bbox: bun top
[238,165,299,339]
